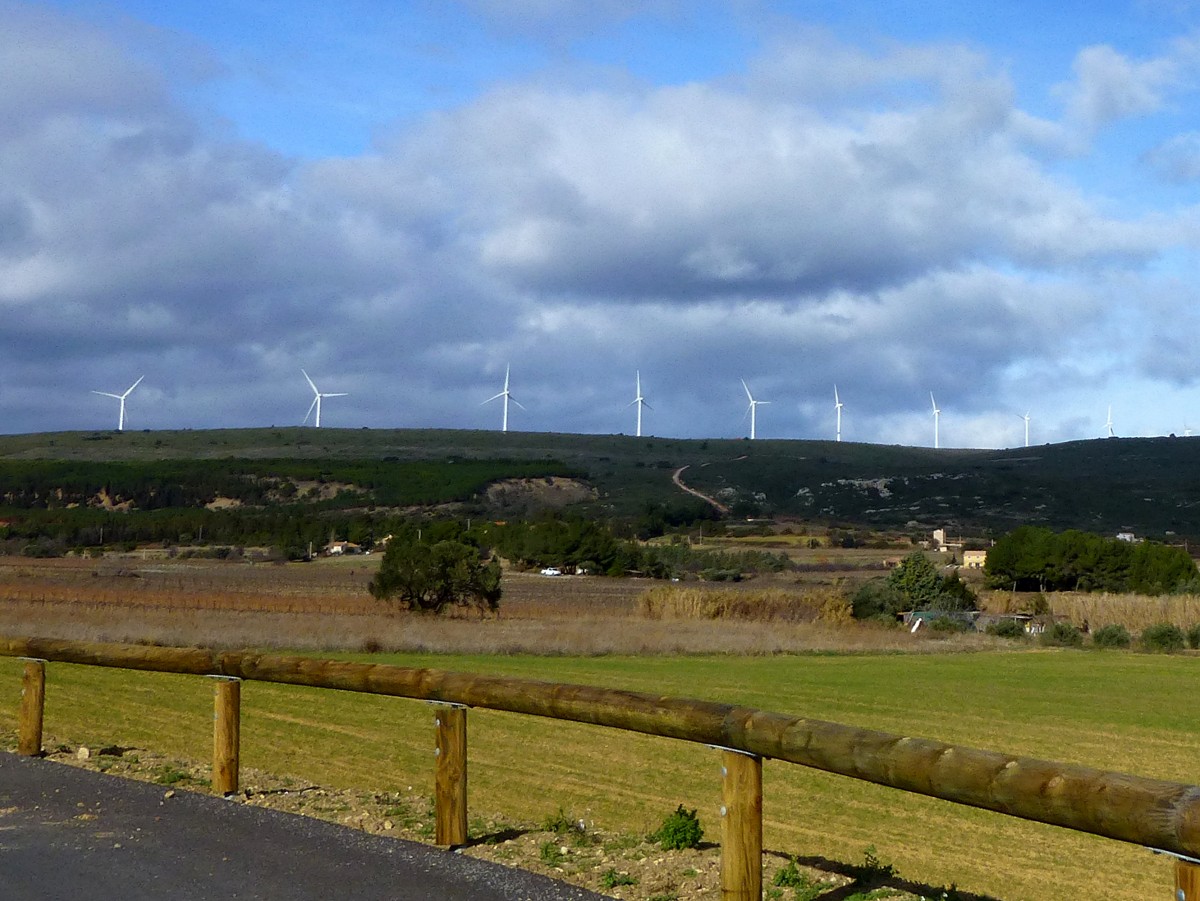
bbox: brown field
[0,554,1008,655]
[2,553,1197,654]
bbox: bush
[1039,622,1083,648]
[1141,622,1186,653]
[851,579,906,620]
[650,805,703,850]
[1091,623,1131,649]
[928,615,969,634]
[1187,624,1200,650]
[985,619,1026,639]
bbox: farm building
[962,549,987,569]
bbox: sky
[6,0,1200,447]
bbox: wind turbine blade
[324,392,349,398]
[302,369,319,394]
[124,375,145,397]
[511,398,527,411]
[303,395,318,424]
[93,391,121,399]
[741,379,753,402]
[482,392,504,405]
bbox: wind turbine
[482,364,524,432]
[1105,405,1115,438]
[1019,411,1030,448]
[92,375,143,432]
[930,392,941,449]
[301,370,348,428]
[741,379,769,440]
[627,370,651,437]
[834,385,844,442]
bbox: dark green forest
[984,526,1197,594]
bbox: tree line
[0,458,581,511]
[984,526,1197,594]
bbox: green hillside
[0,427,1198,537]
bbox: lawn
[1,648,1195,900]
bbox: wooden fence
[3,636,1199,899]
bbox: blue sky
[6,0,1200,446]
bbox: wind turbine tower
[92,375,144,432]
[627,370,650,438]
[834,385,844,442]
[482,365,524,432]
[930,392,941,449]
[741,379,770,440]
[1105,405,1115,438]
[1020,411,1030,448]
[301,370,348,428]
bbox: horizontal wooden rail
[3,636,1199,869]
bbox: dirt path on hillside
[671,465,730,515]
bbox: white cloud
[1054,38,1200,134]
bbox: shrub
[1141,622,1186,653]
[650,805,703,851]
[851,579,906,620]
[1039,622,1083,648]
[542,807,582,837]
[985,619,1026,639]
[928,615,969,634]
[1187,623,1200,650]
[600,869,637,889]
[1091,623,1131,649]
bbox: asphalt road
[0,752,611,900]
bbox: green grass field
[2,648,1195,900]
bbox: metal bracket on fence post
[713,745,763,901]
[206,676,241,796]
[431,702,468,849]
[1150,849,1200,900]
[17,658,46,757]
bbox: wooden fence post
[434,704,468,848]
[210,676,241,796]
[17,658,46,757]
[1178,859,1200,900]
[719,748,763,901]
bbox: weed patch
[650,805,703,851]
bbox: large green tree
[368,534,501,614]
[851,551,978,619]
[985,527,1197,595]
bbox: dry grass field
[0,554,1001,655]
[1,553,1199,900]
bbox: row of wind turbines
[484,367,1047,448]
[91,371,346,431]
[91,368,1115,449]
